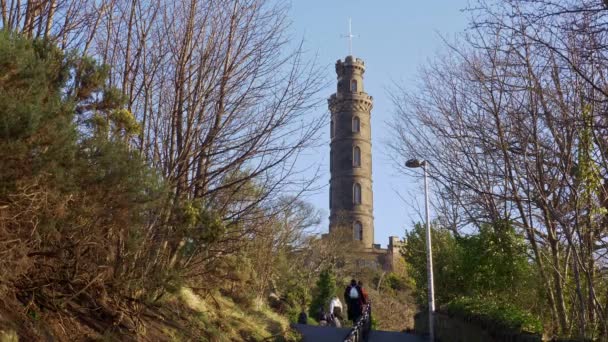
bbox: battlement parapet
[336,56,366,74]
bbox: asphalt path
[291,324,351,342]
[368,330,428,342]
[291,324,429,342]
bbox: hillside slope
[0,288,299,341]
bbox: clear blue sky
[286,0,470,246]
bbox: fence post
[343,302,372,342]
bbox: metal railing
[343,302,372,342]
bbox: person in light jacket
[329,295,343,320]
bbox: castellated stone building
[327,55,404,272]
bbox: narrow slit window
[352,116,360,133]
[354,221,363,241]
[353,183,362,204]
[350,79,357,92]
[353,146,361,167]
[330,119,335,138]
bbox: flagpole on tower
[348,18,353,56]
[341,18,358,56]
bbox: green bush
[309,269,336,319]
[371,316,379,330]
[402,221,536,311]
[446,297,542,334]
[384,273,409,291]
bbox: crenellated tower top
[328,56,373,114]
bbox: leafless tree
[389,1,608,338]
[1,0,327,332]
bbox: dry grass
[368,286,417,332]
[0,287,299,341]
[0,330,18,342]
[178,288,297,342]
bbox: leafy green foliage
[0,29,323,339]
[283,279,312,323]
[402,221,535,307]
[309,269,337,319]
[384,273,409,292]
[402,221,540,333]
[457,222,535,303]
[446,297,543,334]
[0,28,171,321]
[0,30,74,196]
[375,272,411,295]
[402,223,462,306]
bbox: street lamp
[405,159,435,341]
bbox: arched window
[353,183,362,204]
[350,79,357,92]
[354,221,363,241]
[353,146,361,167]
[352,116,360,133]
[330,119,335,138]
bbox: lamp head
[405,159,425,168]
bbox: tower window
[354,221,363,241]
[350,80,357,92]
[353,183,362,204]
[352,116,360,133]
[330,119,335,138]
[329,185,332,208]
[330,150,333,172]
[353,146,361,167]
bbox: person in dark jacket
[297,310,308,324]
[344,279,364,323]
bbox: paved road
[291,324,351,342]
[369,330,428,342]
[291,324,428,342]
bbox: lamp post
[405,159,435,341]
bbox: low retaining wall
[414,312,542,342]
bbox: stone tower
[328,56,374,248]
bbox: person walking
[358,280,369,304]
[329,295,343,319]
[329,295,343,327]
[297,309,308,325]
[316,306,329,326]
[344,279,364,323]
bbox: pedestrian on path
[329,295,343,319]
[344,279,364,323]
[358,280,369,304]
[329,295,343,327]
[297,309,308,324]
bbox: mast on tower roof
[340,18,358,56]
